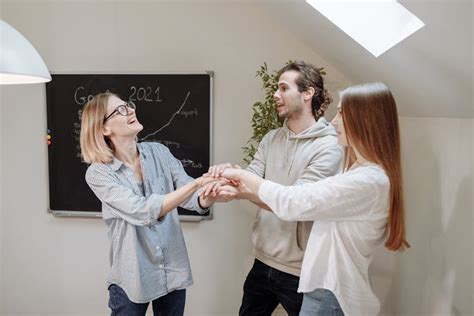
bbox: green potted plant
[242,62,286,164]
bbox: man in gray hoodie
[208,61,343,315]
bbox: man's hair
[79,92,117,164]
[279,60,333,119]
[340,82,409,252]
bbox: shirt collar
[108,157,124,171]
[108,143,148,171]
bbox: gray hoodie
[247,117,343,276]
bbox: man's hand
[207,163,233,178]
[220,167,245,182]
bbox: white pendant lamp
[0,20,51,84]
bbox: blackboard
[45,73,213,220]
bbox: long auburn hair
[340,83,409,251]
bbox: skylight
[306,0,425,57]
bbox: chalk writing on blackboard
[139,91,191,142]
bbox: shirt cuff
[147,194,164,224]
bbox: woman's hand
[160,176,220,218]
[194,176,219,188]
[217,183,252,199]
[198,179,237,206]
[221,168,264,196]
[200,180,236,201]
[201,179,226,197]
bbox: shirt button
[156,246,160,250]
[159,264,164,269]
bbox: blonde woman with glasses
[80,93,225,316]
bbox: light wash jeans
[299,288,344,316]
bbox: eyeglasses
[103,101,136,123]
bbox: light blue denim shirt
[85,142,207,303]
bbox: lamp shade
[0,20,51,84]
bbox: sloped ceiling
[254,0,473,118]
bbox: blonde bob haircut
[80,92,117,164]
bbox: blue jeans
[300,288,344,316]
[108,284,186,316]
[239,259,303,316]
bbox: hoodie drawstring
[287,138,299,176]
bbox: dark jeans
[108,284,186,316]
[239,259,303,316]
[300,288,344,316]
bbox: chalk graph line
[139,91,191,142]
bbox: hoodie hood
[283,117,337,140]
[281,117,337,175]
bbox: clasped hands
[197,163,248,203]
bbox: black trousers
[239,259,303,316]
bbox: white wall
[0,86,4,313]
[2,2,472,316]
[383,117,473,316]
[0,1,351,315]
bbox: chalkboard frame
[46,71,214,221]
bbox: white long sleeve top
[258,163,390,316]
